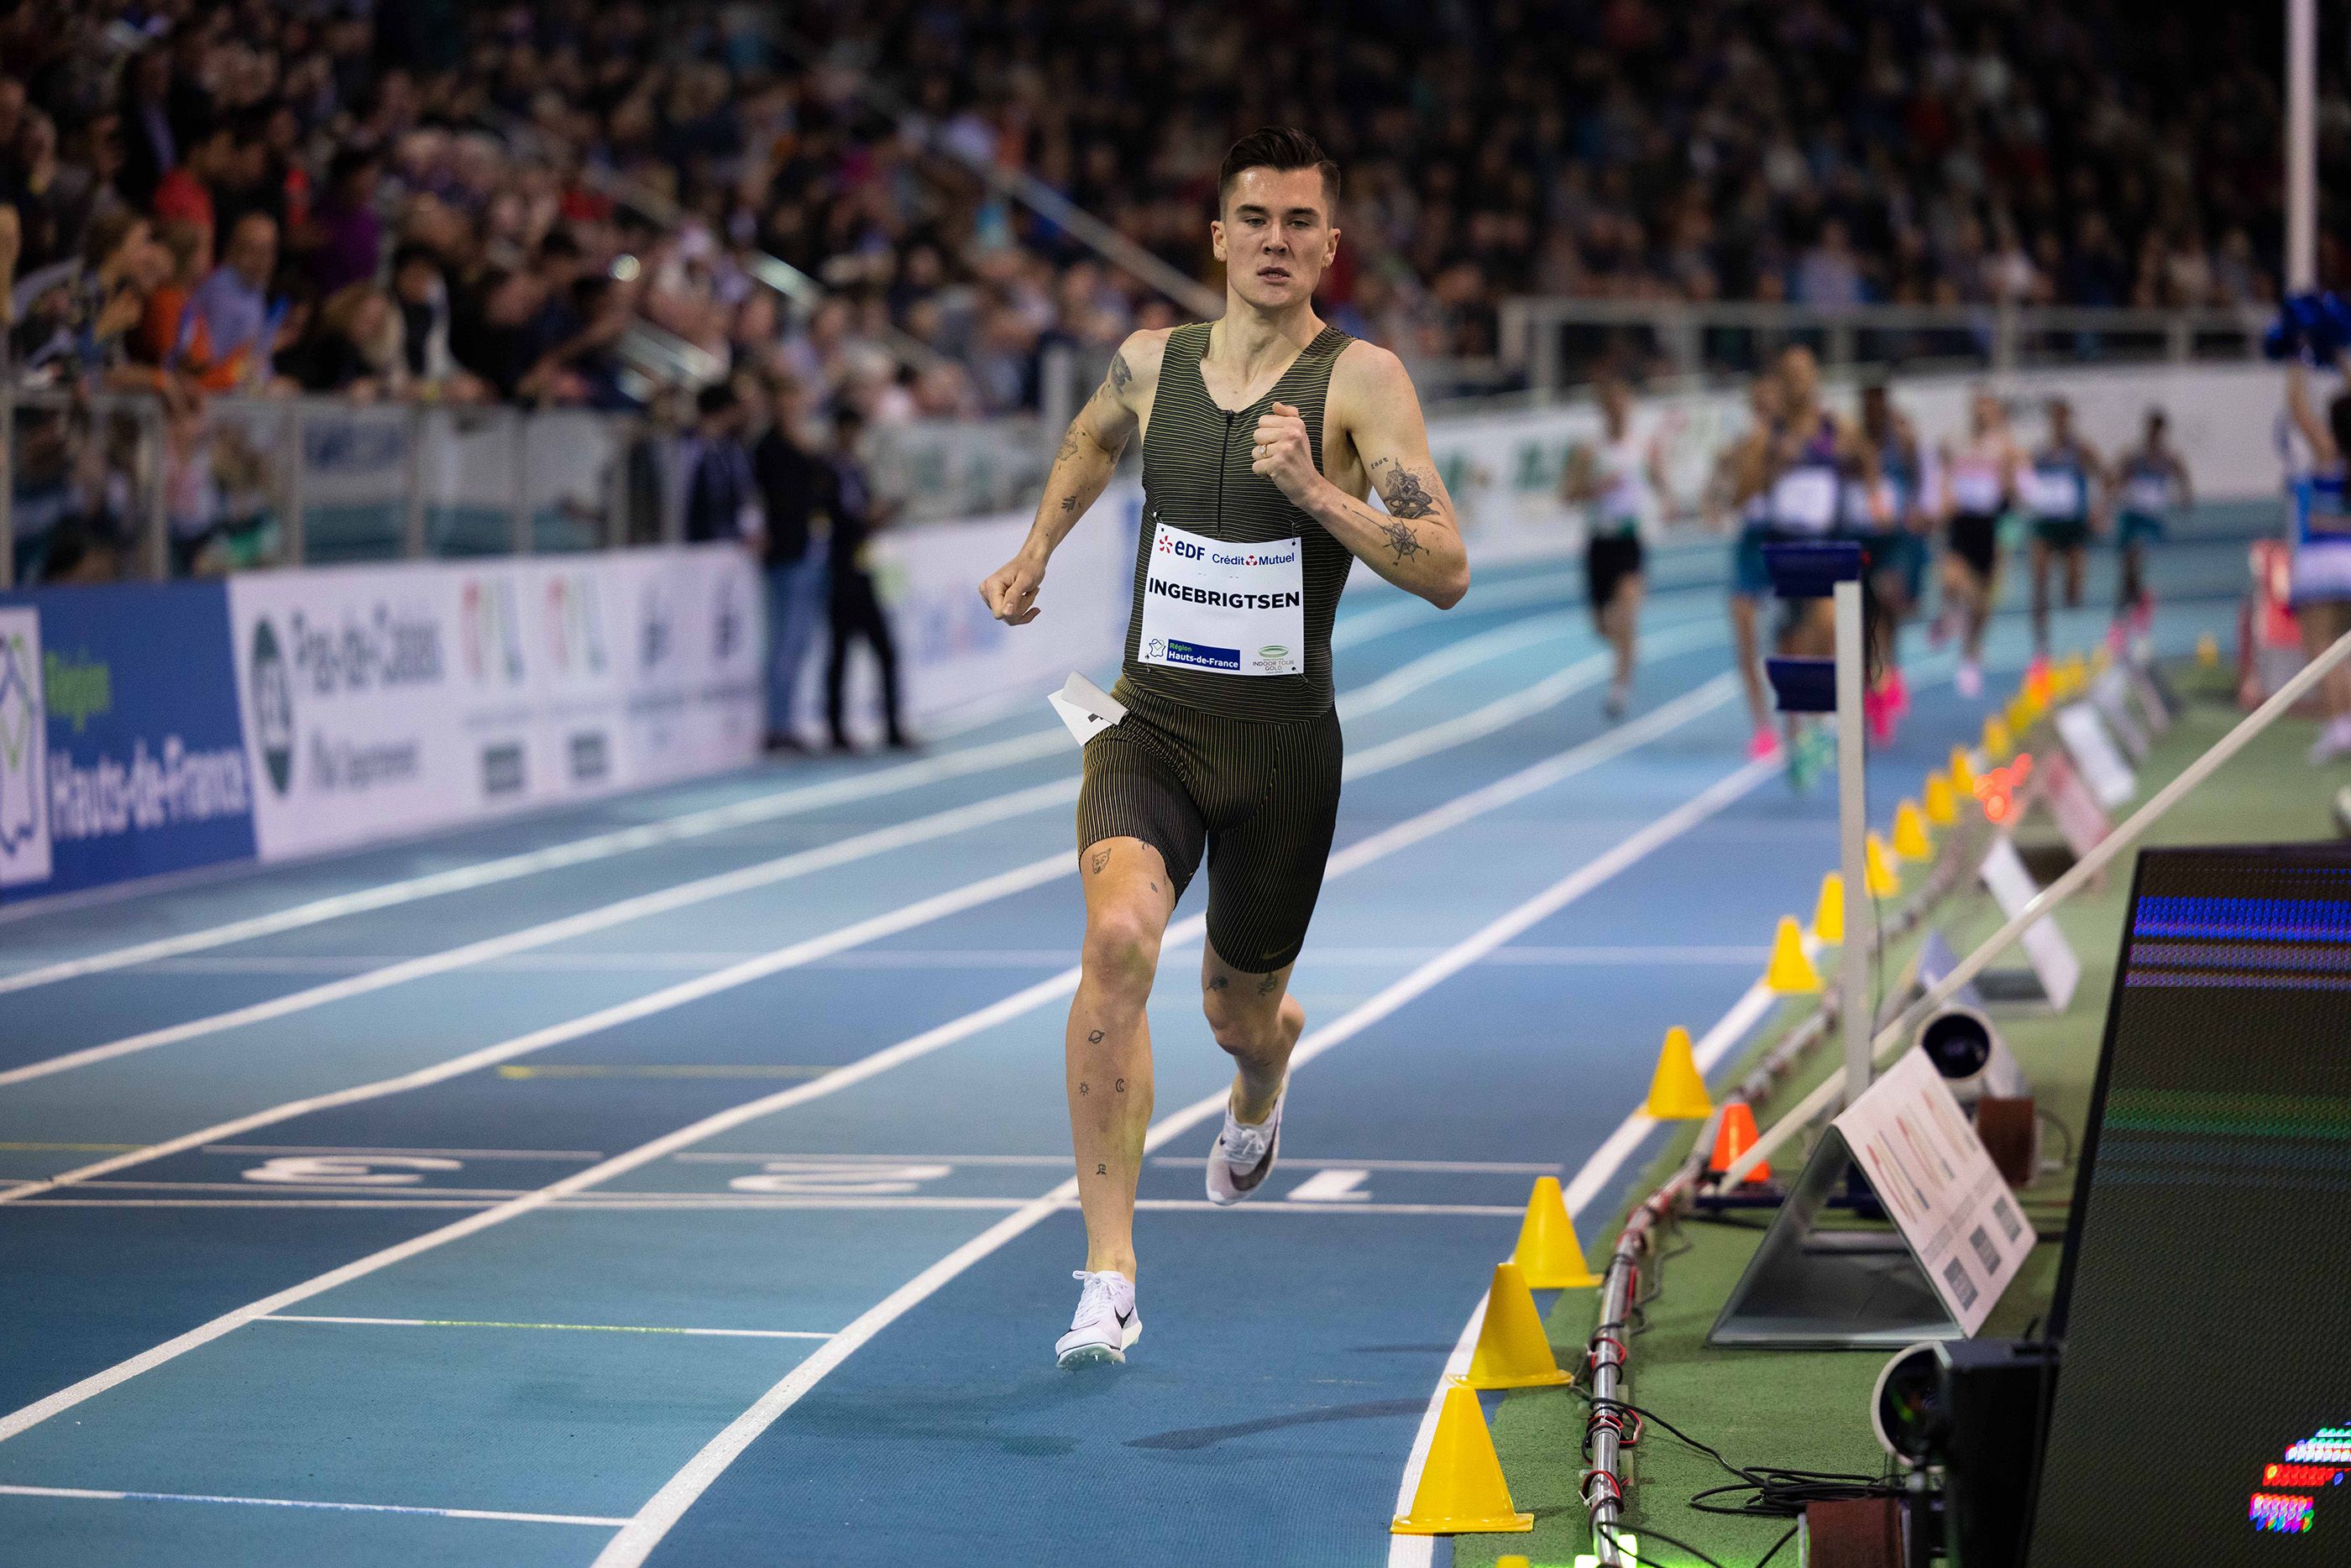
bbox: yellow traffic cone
[1513,1176,1605,1288]
[1810,870,1845,944]
[2197,632,2220,667]
[1765,916,1821,994]
[1866,833,1903,897]
[1892,800,1934,862]
[1950,744,1979,795]
[1391,1379,1535,1534]
[1643,1027,1711,1121]
[1496,1560,1532,1568]
[1924,771,1958,827]
[1468,1261,1576,1388]
[1982,715,2012,761]
[2062,652,2087,693]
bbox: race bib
[2124,473,2171,514]
[1950,468,2003,513]
[1136,521,1305,677]
[1769,468,1839,532]
[2029,468,2084,517]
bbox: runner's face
[1213,166,1338,311]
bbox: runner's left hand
[1251,402,1316,501]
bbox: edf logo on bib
[1157,531,1207,562]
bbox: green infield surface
[1456,658,2342,1568]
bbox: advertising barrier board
[228,545,761,863]
[0,583,256,903]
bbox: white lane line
[0,1483,626,1528]
[0,781,1079,1091]
[0,604,1647,1092]
[1347,619,1720,775]
[0,856,1073,1210]
[0,729,1069,997]
[199,1145,604,1162]
[0,659,1757,1445]
[1382,924,1796,1568]
[1145,1157,1563,1173]
[7,619,1699,1186]
[589,752,1782,1568]
[0,589,1597,997]
[1485,945,1772,966]
[1386,1290,1493,1568]
[260,1315,834,1341]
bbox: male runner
[1719,369,1785,760]
[1936,391,2022,698]
[1563,377,1671,719]
[977,128,1469,1367]
[1846,383,1928,744]
[2025,397,2107,663]
[2112,407,2191,650]
[1746,344,1870,784]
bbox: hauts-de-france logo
[0,608,51,887]
[249,619,296,795]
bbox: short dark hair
[1217,128,1339,213]
[698,382,739,418]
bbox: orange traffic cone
[1390,1381,1536,1534]
[1709,1101,1772,1183]
[1467,1260,1574,1389]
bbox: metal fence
[2,389,664,588]
[1496,300,2273,402]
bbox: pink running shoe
[2107,619,2129,656]
[1748,724,1781,761]
[1866,686,1896,748]
[1887,666,1911,719]
[2131,600,2155,638]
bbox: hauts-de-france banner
[0,582,258,902]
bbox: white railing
[1498,300,2272,402]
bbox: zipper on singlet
[1215,410,1237,540]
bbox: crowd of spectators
[0,0,2341,435]
[0,2,2327,648]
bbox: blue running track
[0,531,2247,1566]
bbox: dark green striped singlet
[1078,320,1357,974]
[1120,321,1358,722]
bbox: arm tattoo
[1108,350,1133,394]
[1088,847,1110,875]
[1255,973,1279,995]
[1087,1029,1105,1043]
[1206,974,1229,991]
[1059,494,1077,511]
[1378,520,1427,565]
[1374,459,1438,520]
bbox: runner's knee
[1081,905,1162,999]
[1203,987,1285,1061]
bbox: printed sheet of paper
[1048,671,1127,747]
[1832,1050,2034,1335]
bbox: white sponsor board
[1977,835,2082,1013]
[0,607,52,887]
[2054,702,2139,810]
[1833,1048,2035,1336]
[228,545,761,862]
[851,487,1137,734]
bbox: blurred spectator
[276,281,402,400]
[755,374,831,751]
[682,379,757,545]
[822,405,907,753]
[181,209,278,389]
